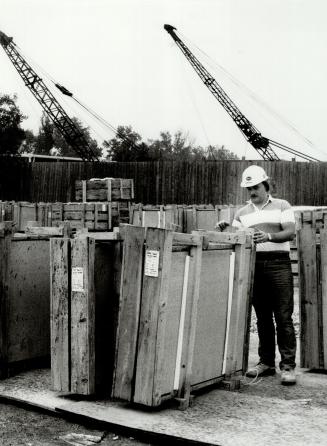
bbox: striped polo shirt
[232,195,295,252]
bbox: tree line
[0,93,239,161]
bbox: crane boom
[0,30,99,161]
[164,24,280,161]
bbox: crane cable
[178,31,326,160]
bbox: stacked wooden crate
[296,209,327,370]
[0,222,68,378]
[130,204,184,231]
[75,178,134,202]
[130,204,241,234]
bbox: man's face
[246,182,268,205]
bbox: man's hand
[253,229,269,243]
[215,220,230,232]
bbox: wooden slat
[298,223,320,368]
[320,226,327,368]
[0,223,12,378]
[133,228,173,406]
[112,226,146,400]
[70,237,95,394]
[50,238,71,391]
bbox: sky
[1,0,327,161]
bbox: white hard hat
[240,165,269,188]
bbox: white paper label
[72,267,84,292]
[102,204,106,211]
[144,250,160,277]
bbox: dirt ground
[1,287,327,446]
[0,402,153,445]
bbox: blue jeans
[252,252,296,370]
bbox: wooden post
[133,228,173,406]
[111,226,146,400]
[320,216,327,368]
[0,222,13,378]
[50,238,71,391]
[176,237,202,408]
[298,214,320,368]
[70,236,96,394]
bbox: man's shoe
[280,369,296,385]
[245,363,276,378]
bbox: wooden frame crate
[75,178,134,202]
[50,230,124,395]
[183,205,241,233]
[297,210,327,369]
[112,226,255,408]
[130,204,184,231]
[42,202,130,231]
[0,222,60,378]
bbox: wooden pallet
[112,226,255,408]
[0,222,65,378]
[296,210,327,369]
[75,178,134,202]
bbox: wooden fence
[1,158,327,205]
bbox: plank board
[70,237,95,394]
[50,238,71,392]
[298,224,320,368]
[112,226,145,401]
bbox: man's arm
[253,222,295,244]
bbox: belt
[256,251,290,260]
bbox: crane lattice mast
[0,30,99,161]
[164,24,280,161]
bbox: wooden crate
[183,205,241,233]
[75,178,134,202]
[44,202,130,231]
[112,226,255,407]
[50,230,123,395]
[296,210,327,369]
[130,204,184,231]
[0,222,60,378]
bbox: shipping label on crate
[144,250,160,277]
[72,267,84,292]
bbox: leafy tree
[33,113,102,158]
[19,129,37,153]
[205,145,239,160]
[34,114,54,155]
[0,93,26,155]
[104,125,150,161]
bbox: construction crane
[0,30,99,161]
[164,24,319,162]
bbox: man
[217,165,297,385]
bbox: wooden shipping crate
[183,205,241,233]
[45,202,130,231]
[50,231,123,395]
[0,222,57,378]
[112,226,255,408]
[75,178,134,202]
[130,204,184,232]
[297,210,327,370]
